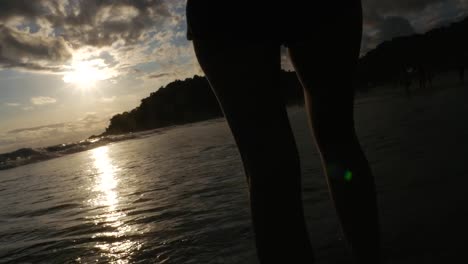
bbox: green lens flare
[344,170,353,182]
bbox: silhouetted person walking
[186,1,380,263]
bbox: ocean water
[2,83,468,263]
[0,118,258,264]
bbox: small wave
[0,148,60,170]
[126,204,173,217]
[8,203,81,218]
[0,130,159,171]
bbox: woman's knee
[236,133,301,179]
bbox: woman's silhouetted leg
[287,3,380,263]
[192,39,314,263]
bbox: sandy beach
[293,76,468,263]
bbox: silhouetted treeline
[103,72,303,135]
[105,76,219,134]
[358,16,468,90]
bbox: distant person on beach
[186,1,380,263]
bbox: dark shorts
[186,1,362,46]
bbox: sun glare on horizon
[63,59,117,89]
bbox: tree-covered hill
[103,71,303,135]
[358,16,468,88]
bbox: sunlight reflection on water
[92,146,119,209]
[86,146,140,263]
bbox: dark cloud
[363,0,445,24]
[0,0,44,20]
[360,0,468,53]
[0,25,72,71]
[8,123,65,134]
[147,72,170,79]
[0,59,64,72]
[379,16,415,41]
[78,112,103,127]
[71,1,171,47]
[98,51,118,67]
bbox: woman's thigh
[191,40,300,183]
[285,2,363,145]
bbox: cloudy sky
[0,0,467,153]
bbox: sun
[63,59,116,89]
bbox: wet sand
[289,77,468,263]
